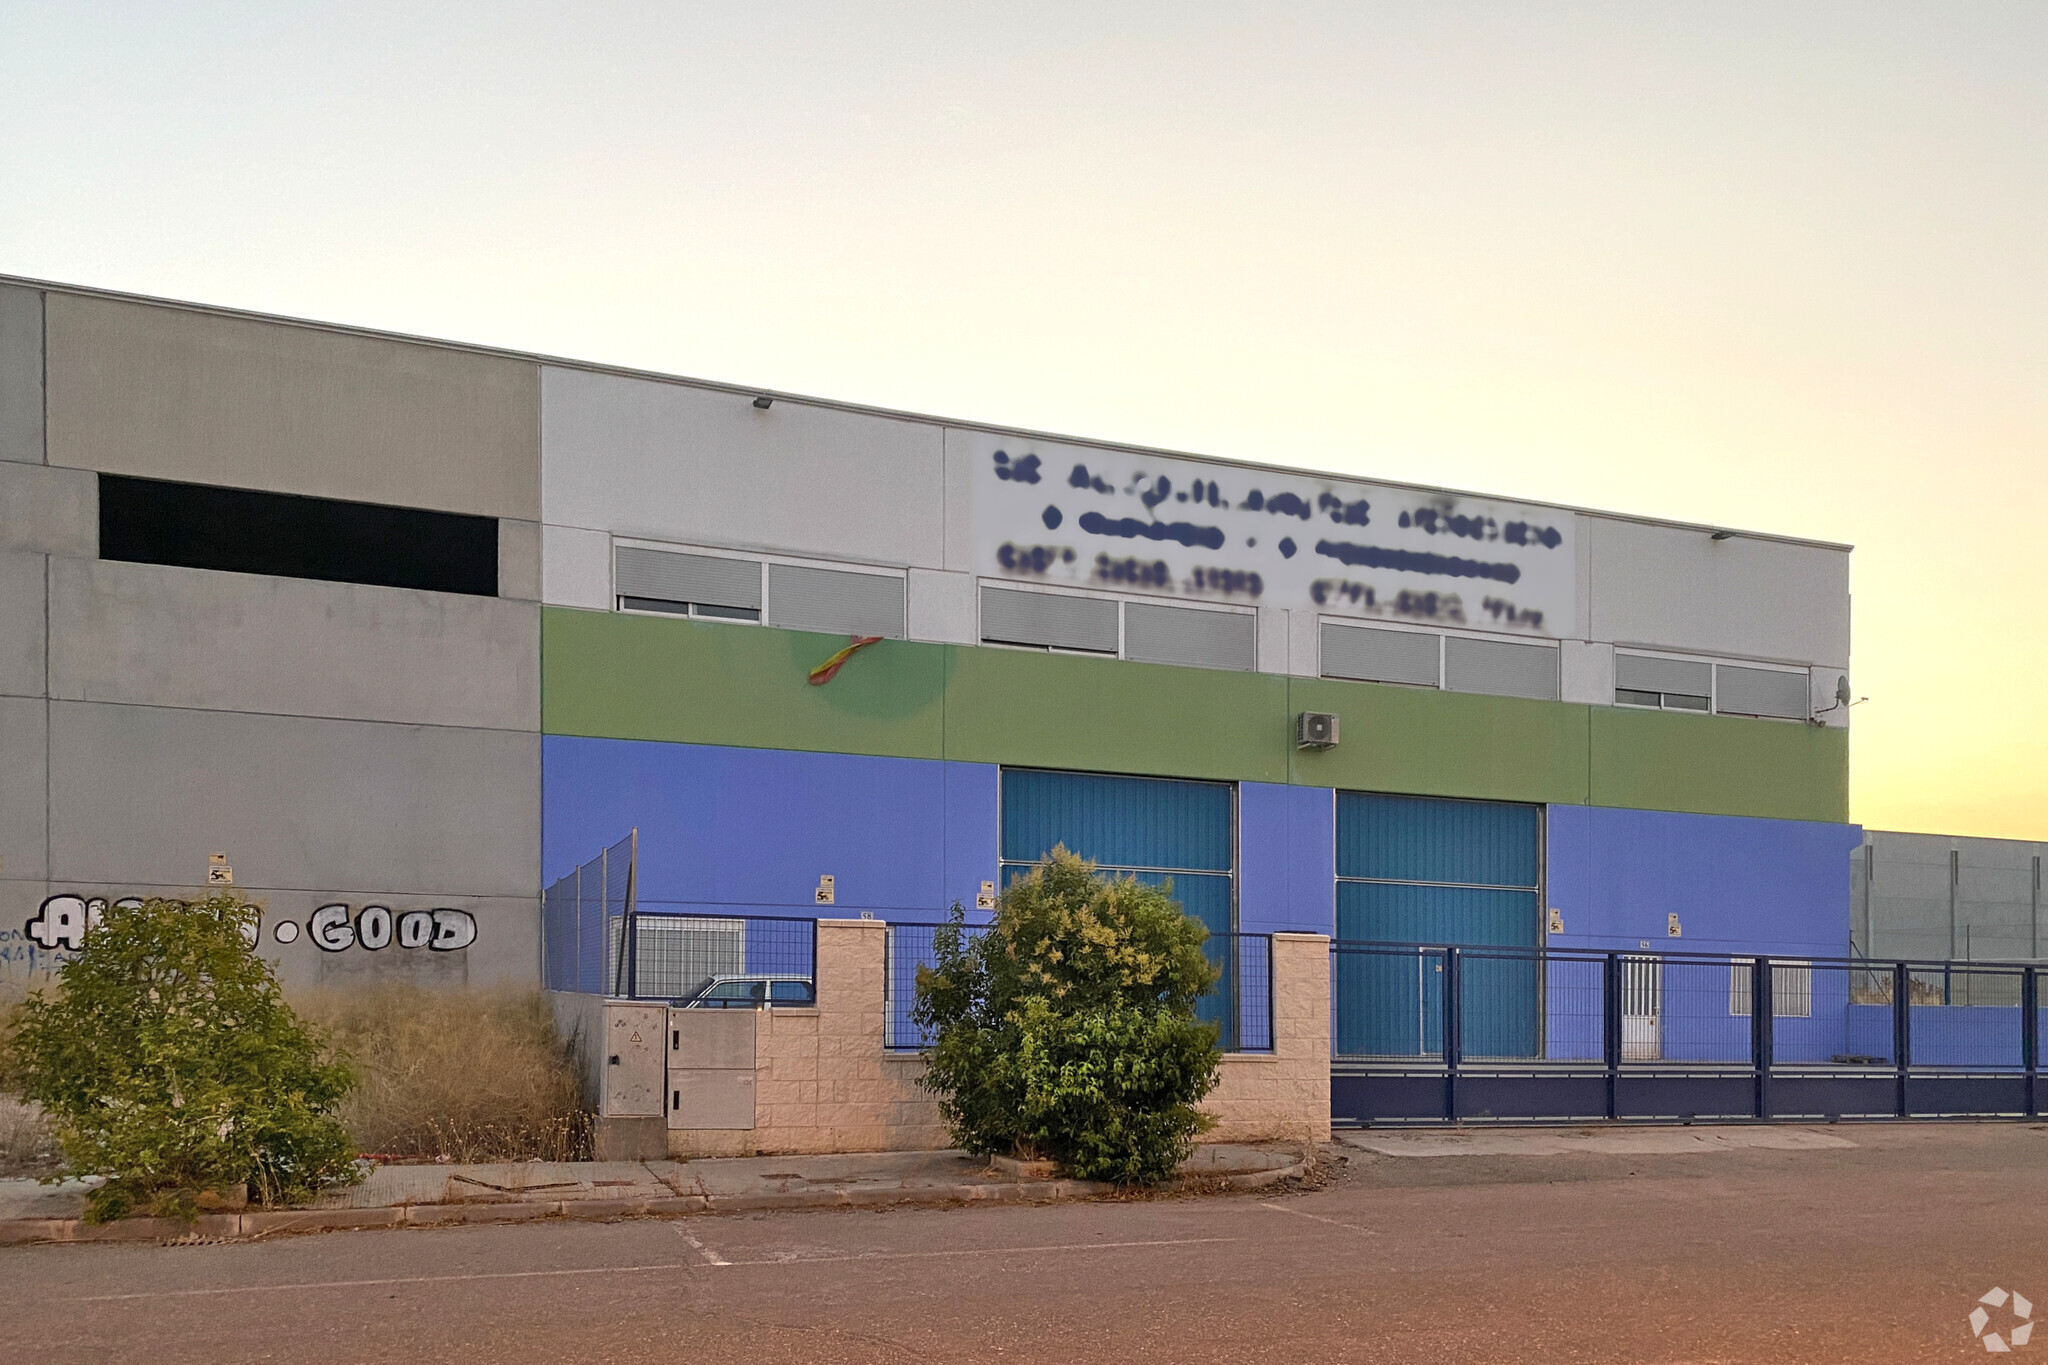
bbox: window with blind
[1320,623,1441,687]
[615,546,762,621]
[1615,653,1711,711]
[1442,636,1558,701]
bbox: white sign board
[970,433,1576,636]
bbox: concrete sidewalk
[0,1144,1310,1246]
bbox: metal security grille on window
[629,917,747,998]
[1320,623,1440,687]
[1716,664,1807,720]
[1443,637,1558,701]
[1615,654,1711,711]
[1728,960,1813,1017]
[767,563,905,638]
[615,547,762,617]
[1123,602,1255,671]
[980,586,1119,653]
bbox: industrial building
[0,272,1867,1011]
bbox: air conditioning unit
[1295,711,1339,750]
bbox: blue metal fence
[880,923,1273,1053]
[1333,940,2046,1124]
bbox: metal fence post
[1603,952,1622,1121]
[1751,956,1773,1120]
[1893,960,1912,1118]
[622,828,640,1000]
[1441,947,1463,1122]
[2024,966,2040,1119]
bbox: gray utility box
[667,1008,756,1130]
[601,1003,668,1119]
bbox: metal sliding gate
[1332,941,2044,1124]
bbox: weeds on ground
[297,986,593,1163]
[0,1095,63,1178]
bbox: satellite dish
[1835,676,1852,706]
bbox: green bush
[8,895,360,1221]
[912,847,1222,1184]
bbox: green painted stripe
[1588,704,1849,823]
[542,606,948,759]
[542,607,1849,823]
[1285,677,1591,806]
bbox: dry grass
[297,986,593,1163]
[0,1096,63,1178]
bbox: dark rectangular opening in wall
[99,475,498,596]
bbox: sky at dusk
[4,3,2044,837]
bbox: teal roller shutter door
[1001,769,1232,873]
[999,768,1238,1043]
[1335,792,1541,1059]
[1336,793,1538,887]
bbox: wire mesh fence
[540,830,636,995]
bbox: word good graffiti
[308,904,478,953]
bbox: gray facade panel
[49,702,539,898]
[48,559,540,730]
[499,518,542,602]
[1857,829,2046,963]
[45,294,540,519]
[0,551,45,698]
[0,461,94,558]
[0,285,42,465]
[0,696,47,882]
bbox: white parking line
[678,1228,729,1266]
[71,1237,1240,1302]
[1259,1201,1380,1235]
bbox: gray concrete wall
[0,285,42,465]
[48,559,540,730]
[47,702,537,897]
[1855,829,2045,963]
[45,294,540,519]
[3,287,548,998]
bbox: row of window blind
[979,586,1257,671]
[616,547,907,638]
[1322,621,1809,716]
[614,548,1807,714]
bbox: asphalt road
[10,1123,2046,1363]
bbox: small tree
[912,847,1223,1184]
[9,895,359,1221]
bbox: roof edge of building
[1,269,1854,554]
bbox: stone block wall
[1199,933,1332,1143]
[665,920,1332,1158]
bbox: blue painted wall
[545,740,1863,962]
[1238,782,1334,936]
[1546,804,1863,958]
[543,736,998,921]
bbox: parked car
[675,974,816,1008]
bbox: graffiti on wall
[307,904,477,953]
[22,895,478,955]
[972,432,1578,635]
